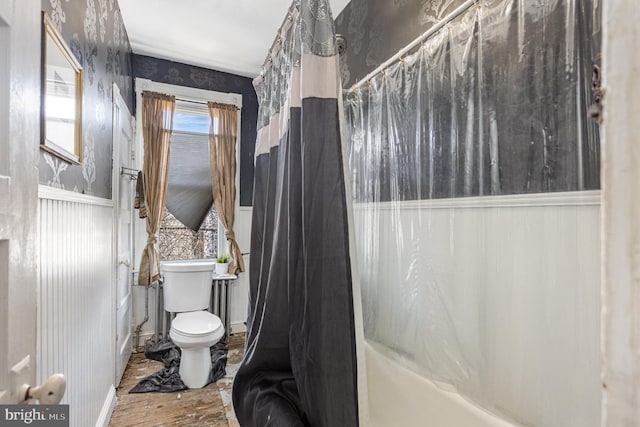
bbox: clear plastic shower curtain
[345,0,601,426]
[232,1,361,426]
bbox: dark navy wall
[40,0,133,198]
[132,54,257,207]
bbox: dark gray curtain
[232,0,360,425]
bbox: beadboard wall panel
[38,187,115,427]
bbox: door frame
[111,83,135,385]
[600,1,640,424]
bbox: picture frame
[41,11,83,164]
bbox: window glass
[173,110,210,134]
[159,207,219,260]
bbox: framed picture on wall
[41,11,83,164]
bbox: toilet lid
[172,311,222,337]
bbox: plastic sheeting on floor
[129,340,227,393]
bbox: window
[159,206,219,260]
[133,78,242,261]
[159,102,219,261]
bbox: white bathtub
[365,342,520,427]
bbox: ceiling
[118,0,350,78]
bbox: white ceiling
[118,0,350,78]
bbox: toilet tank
[160,259,215,312]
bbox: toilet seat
[168,310,224,388]
[171,311,222,337]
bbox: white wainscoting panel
[38,187,115,427]
[354,194,601,427]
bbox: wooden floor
[109,333,245,427]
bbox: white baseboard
[230,321,246,335]
[95,385,116,427]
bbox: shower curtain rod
[346,0,478,93]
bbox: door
[113,84,134,385]
[0,0,41,403]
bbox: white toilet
[161,259,225,389]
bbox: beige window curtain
[208,102,245,274]
[139,91,176,285]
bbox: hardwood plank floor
[109,333,245,427]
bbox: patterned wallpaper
[335,0,466,88]
[40,0,133,198]
[132,54,258,207]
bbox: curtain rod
[176,97,208,106]
[176,97,239,110]
[346,0,478,93]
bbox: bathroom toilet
[161,259,225,389]
[170,311,224,388]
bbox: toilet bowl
[161,259,225,389]
[170,310,224,388]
